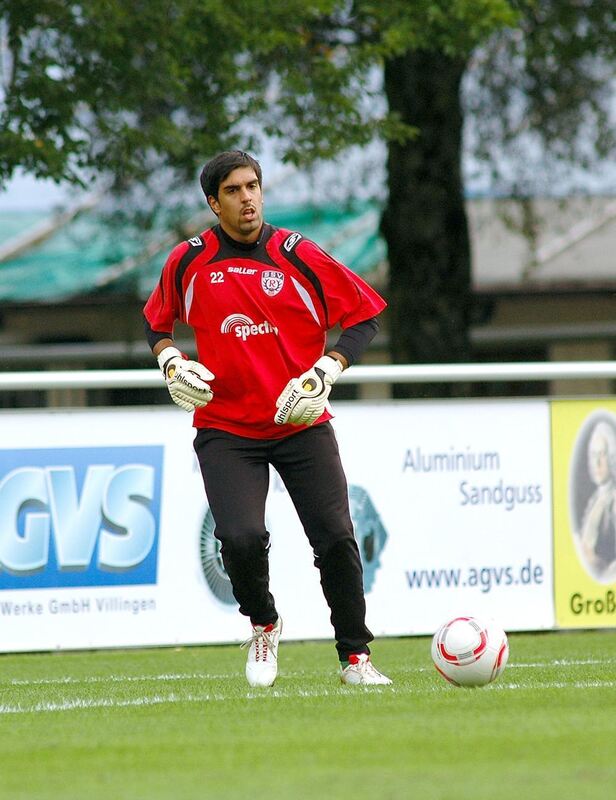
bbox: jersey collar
[217,223,271,251]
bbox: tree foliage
[466,0,616,195]
[2,2,613,196]
[2,0,615,380]
[0,0,267,186]
[0,0,513,188]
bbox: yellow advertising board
[551,400,616,628]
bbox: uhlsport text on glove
[274,355,343,426]
[157,346,215,412]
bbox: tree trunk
[382,50,472,397]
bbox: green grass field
[1,630,615,799]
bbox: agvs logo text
[0,446,163,589]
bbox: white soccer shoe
[340,653,392,686]
[243,617,282,688]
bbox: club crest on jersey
[261,270,284,297]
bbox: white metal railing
[0,361,615,391]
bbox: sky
[0,139,390,214]
[0,171,73,211]
[1,140,615,215]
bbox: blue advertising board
[0,446,163,589]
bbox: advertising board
[0,399,557,652]
[551,400,616,628]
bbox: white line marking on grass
[5,672,232,687]
[399,657,616,673]
[2,677,615,716]
[0,686,394,715]
[508,658,616,669]
[4,670,393,687]
[4,656,615,689]
[493,680,616,690]
[0,693,216,715]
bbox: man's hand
[157,346,215,412]
[274,355,343,426]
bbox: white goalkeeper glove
[157,346,215,413]
[274,355,343,426]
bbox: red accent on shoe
[252,623,276,662]
[348,654,368,665]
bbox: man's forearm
[329,318,379,367]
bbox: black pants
[193,422,373,661]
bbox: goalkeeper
[143,150,391,688]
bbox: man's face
[589,434,611,485]
[208,166,263,243]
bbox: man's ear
[208,195,220,216]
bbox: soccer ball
[431,616,509,687]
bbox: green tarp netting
[0,203,385,303]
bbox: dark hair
[199,150,262,201]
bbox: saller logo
[220,313,279,342]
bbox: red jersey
[144,223,386,438]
